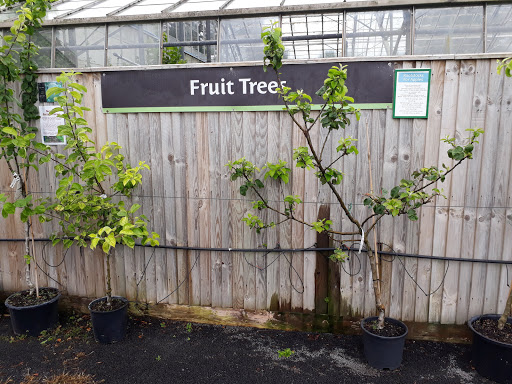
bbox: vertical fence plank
[231,112,245,309]
[209,113,223,308]
[219,112,233,308]
[484,63,509,314]
[278,115,293,312]
[172,113,189,305]
[266,112,281,311]
[197,113,211,307]
[159,113,177,304]
[255,112,269,310]
[428,60,460,323]
[470,62,504,317]
[440,60,476,324]
[415,60,444,322]
[149,113,167,304]
[185,113,201,306]
[456,59,489,323]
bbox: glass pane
[163,20,218,63]
[282,13,342,59]
[172,0,226,13]
[55,25,106,68]
[33,29,52,69]
[284,0,372,3]
[220,17,277,62]
[414,6,483,55]
[486,4,512,53]
[118,0,178,16]
[107,23,160,67]
[225,0,281,10]
[45,1,98,20]
[346,9,411,57]
[65,0,127,18]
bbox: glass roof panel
[45,0,98,20]
[172,0,226,13]
[225,0,282,10]
[117,0,176,16]
[284,0,371,4]
[64,0,128,19]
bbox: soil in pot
[89,297,126,312]
[5,287,59,307]
[363,319,406,337]
[471,317,512,344]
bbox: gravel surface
[0,312,493,384]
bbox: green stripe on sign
[102,103,392,114]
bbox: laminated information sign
[39,106,66,145]
[393,69,431,119]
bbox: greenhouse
[0,0,510,67]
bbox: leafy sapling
[226,23,482,329]
[43,72,160,308]
[0,0,54,299]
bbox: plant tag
[358,228,365,254]
[9,173,20,189]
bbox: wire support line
[3,238,512,265]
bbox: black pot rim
[361,316,409,339]
[4,287,61,310]
[469,314,512,349]
[88,296,128,314]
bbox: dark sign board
[101,62,394,112]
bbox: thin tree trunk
[365,238,385,328]
[498,281,512,329]
[106,250,112,306]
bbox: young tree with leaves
[226,23,482,329]
[0,0,54,297]
[43,72,159,306]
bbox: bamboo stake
[365,118,382,302]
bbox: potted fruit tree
[0,0,59,336]
[42,72,159,343]
[226,23,482,369]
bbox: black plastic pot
[469,314,512,384]
[361,316,408,370]
[4,288,61,336]
[89,296,128,344]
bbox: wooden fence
[0,58,511,325]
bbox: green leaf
[407,209,418,221]
[2,127,18,137]
[122,236,135,248]
[106,233,116,247]
[2,202,15,217]
[129,204,141,214]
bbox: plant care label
[393,69,431,119]
[39,106,66,145]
